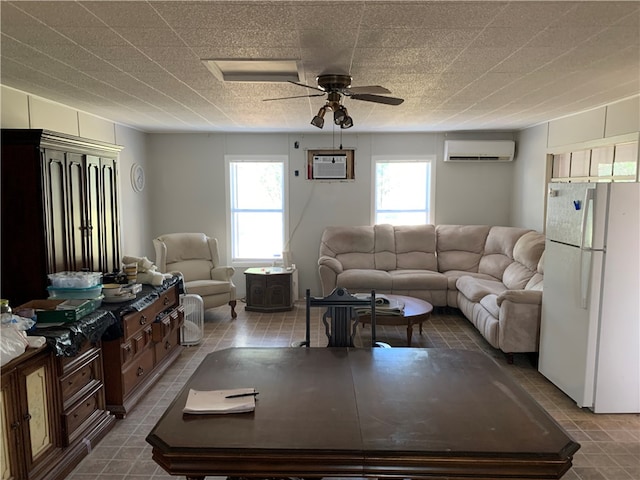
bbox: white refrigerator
[539,182,640,413]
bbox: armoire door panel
[100,157,120,273]
[43,149,70,273]
[66,152,87,272]
[86,155,103,272]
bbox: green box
[17,297,102,323]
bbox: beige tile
[66,304,640,480]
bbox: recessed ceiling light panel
[202,59,301,82]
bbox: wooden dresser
[1,339,115,480]
[101,282,184,418]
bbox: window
[373,157,433,225]
[227,156,287,263]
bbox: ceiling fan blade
[346,85,391,95]
[263,93,325,102]
[288,80,325,92]
[350,94,404,106]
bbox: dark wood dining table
[146,347,580,480]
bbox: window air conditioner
[313,154,348,178]
[444,140,515,162]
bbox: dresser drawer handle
[23,413,31,421]
[163,296,170,306]
[137,366,144,377]
[139,315,147,325]
[11,421,20,430]
[165,341,171,350]
[124,344,132,352]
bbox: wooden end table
[244,267,296,312]
[357,294,433,346]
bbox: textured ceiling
[1,1,639,133]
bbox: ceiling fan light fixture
[341,115,354,129]
[311,106,327,129]
[333,105,353,129]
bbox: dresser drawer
[122,309,153,340]
[154,325,180,364]
[63,386,103,439]
[120,340,134,365]
[122,346,154,398]
[132,326,153,355]
[59,341,97,372]
[152,315,171,343]
[121,288,179,340]
[152,307,184,342]
[60,354,102,409]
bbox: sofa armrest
[318,256,343,296]
[211,266,235,282]
[318,256,343,274]
[496,289,542,306]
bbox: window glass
[374,160,432,225]
[229,160,285,261]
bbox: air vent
[312,155,347,179]
[444,140,515,162]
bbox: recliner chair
[153,233,237,318]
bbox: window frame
[225,154,289,267]
[371,155,436,225]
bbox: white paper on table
[182,388,256,414]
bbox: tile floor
[67,302,639,480]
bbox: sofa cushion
[524,251,545,290]
[186,279,232,297]
[503,231,545,289]
[320,226,374,256]
[479,227,532,280]
[163,233,213,263]
[395,225,437,271]
[436,225,490,272]
[525,273,543,291]
[374,224,396,271]
[337,252,375,270]
[443,270,500,291]
[389,270,447,290]
[171,259,214,281]
[479,294,501,318]
[337,269,392,291]
[456,276,507,302]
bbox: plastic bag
[1,313,36,331]
[0,324,29,366]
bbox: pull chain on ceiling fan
[263,74,404,129]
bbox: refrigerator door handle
[579,188,595,308]
[579,187,594,250]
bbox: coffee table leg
[407,324,413,347]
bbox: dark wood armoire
[1,129,123,306]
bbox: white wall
[0,86,151,260]
[512,124,549,232]
[511,96,640,231]
[5,83,636,299]
[146,131,517,296]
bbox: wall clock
[131,163,145,192]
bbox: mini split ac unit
[313,154,347,178]
[444,140,515,162]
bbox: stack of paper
[353,294,405,315]
[182,388,257,414]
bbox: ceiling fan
[264,74,404,129]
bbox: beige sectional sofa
[318,224,545,358]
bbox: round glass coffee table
[358,295,433,346]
